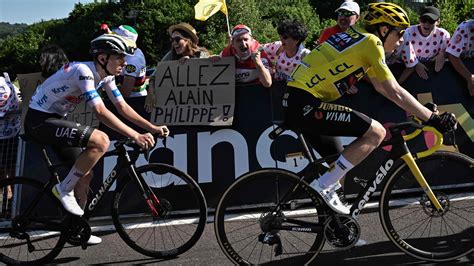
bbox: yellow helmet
[363,2,410,29]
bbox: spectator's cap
[113,25,138,43]
[335,1,360,16]
[420,6,440,21]
[231,24,252,39]
[100,23,110,31]
[168,22,199,44]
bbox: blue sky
[0,0,95,25]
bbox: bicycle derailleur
[66,215,91,250]
[258,212,283,256]
[324,214,360,249]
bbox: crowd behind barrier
[17,59,474,216]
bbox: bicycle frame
[293,122,445,219]
[268,122,444,229]
[82,142,150,220]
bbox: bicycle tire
[380,151,474,262]
[111,163,207,258]
[214,168,327,265]
[0,177,68,265]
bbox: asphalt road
[49,208,473,265]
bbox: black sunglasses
[420,16,436,24]
[170,36,185,43]
[337,10,356,17]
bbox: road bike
[214,119,473,265]
[0,135,208,265]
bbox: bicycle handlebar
[400,117,443,159]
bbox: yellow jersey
[288,26,394,102]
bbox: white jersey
[263,41,310,81]
[119,48,147,97]
[29,61,124,117]
[398,25,450,68]
[0,76,21,139]
[446,19,474,58]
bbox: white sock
[60,166,84,192]
[319,155,354,189]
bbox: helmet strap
[377,25,392,45]
[97,54,113,76]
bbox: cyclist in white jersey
[24,34,169,236]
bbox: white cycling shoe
[310,180,350,215]
[87,235,102,245]
[52,184,84,216]
[355,238,367,247]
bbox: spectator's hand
[434,52,446,72]
[415,63,429,80]
[346,85,358,95]
[251,49,262,65]
[153,125,170,138]
[178,56,190,65]
[144,89,156,113]
[209,55,221,63]
[468,74,474,97]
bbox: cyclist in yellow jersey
[283,2,457,215]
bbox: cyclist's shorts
[24,108,94,149]
[283,86,372,138]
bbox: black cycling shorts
[24,108,94,161]
[283,86,372,138]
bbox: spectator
[39,44,69,79]
[0,73,21,203]
[113,25,148,98]
[145,22,209,112]
[397,6,451,84]
[263,20,310,81]
[446,19,474,96]
[92,23,112,39]
[162,22,209,62]
[317,1,360,44]
[221,24,273,87]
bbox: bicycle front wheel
[112,163,207,258]
[380,151,474,262]
[0,177,67,265]
[214,169,327,265]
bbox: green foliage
[0,22,28,43]
[0,0,470,79]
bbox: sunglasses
[420,16,436,24]
[170,36,186,43]
[337,10,356,17]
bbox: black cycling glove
[426,112,458,133]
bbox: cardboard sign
[17,72,99,129]
[151,57,235,126]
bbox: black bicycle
[0,135,207,265]
[214,119,473,264]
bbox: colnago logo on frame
[352,159,394,218]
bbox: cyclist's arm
[369,77,432,121]
[92,102,140,139]
[113,100,163,133]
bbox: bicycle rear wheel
[112,163,207,258]
[0,177,67,265]
[214,169,327,265]
[380,151,474,262]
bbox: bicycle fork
[401,153,445,213]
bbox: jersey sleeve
[74,64,104,108]
[103,76,124,104]
[365,36,395,82]
[446,23,466,57]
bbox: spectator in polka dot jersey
[447,19,474,96]
[263,20,310,81]
[396,6,450,84]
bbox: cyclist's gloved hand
[426,112,458,133]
